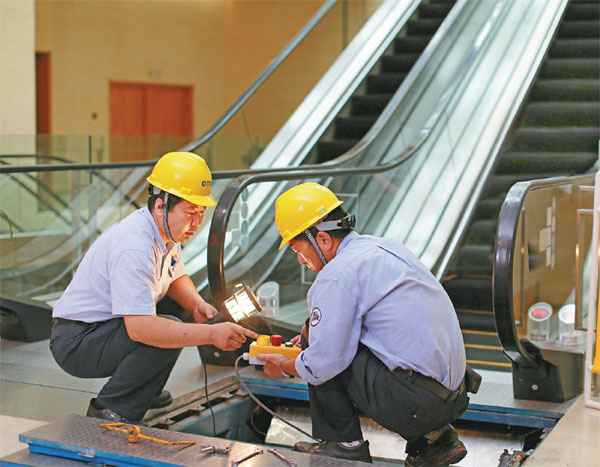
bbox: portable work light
[224,283,262,322]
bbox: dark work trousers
[302,325,468,443]
[50,316,182,421]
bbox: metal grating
[18,414,371,466]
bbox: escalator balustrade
[316,0,456,162]
[443,0,599,372]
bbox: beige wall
[0,0,36,139]
[0,0,381,168]
[34,0,328,138]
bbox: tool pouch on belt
[300,318,310,350]
[464,365,482,394]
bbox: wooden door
[109,82,193,161]
[36,52,51,135]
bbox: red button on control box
[270,335,282,346]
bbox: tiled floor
[1,336,599,466]
[0,339,233,458]
[524,395,600,467]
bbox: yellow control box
[248,335,301,365]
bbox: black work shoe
[404,426,467,466]
[149,389,173,409]
[86,399,139,424]
[293,440,372,463]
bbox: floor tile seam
[0,379,97,394]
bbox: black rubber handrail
[493,173,596,367]
[206,0,508,307]
[180,0,338,153]
[0,0,451,179]
[206,128,432,307]
[0,154,141,208]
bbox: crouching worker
[50,152,256,424]
[258,182,478,466]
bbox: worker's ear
[153,197,165,213]
[315,231,334,253]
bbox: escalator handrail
[0,0,460,179]
[493,173,596,367]
[432,0,570,281]
[207,0,508,306]
[180,0,338,153]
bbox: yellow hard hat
[275,182,343,249]
[147,152,216,207]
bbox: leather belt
[53,317,93,327]
[393,367,465,402]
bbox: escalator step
[565,2,600,21]
[335,116,378,139]
[407,18,444,35]
[474,198,504,220]
[531,79,600,101]
[464,220,497,245]
[443,276,492,311]
[540,58,599,79]
[497,151,598,174]
[522,102,599,127]
[366,73,408,94]
[485,173,557,198]
[393,36,431,54]
[381,54,420,73]
[451,245,494,276]
[351,94,394,116]
[550,38,600,58]
[462,329,503,347]
[510,127,599,152]
[557,20,600,39]
[316,139,358,162]
[466,351,512,372]
[420,2,455,19]
[456,309,496,333]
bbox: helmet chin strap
[304,229,327,266]
[162,192,175,243]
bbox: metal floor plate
[1,448,89,466]
[16,414,370,467]
[238,366,577,427]
[0,340,235,423]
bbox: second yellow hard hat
[275,182,343,250]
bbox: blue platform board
[236,367,576,429]
[5,414,369,467]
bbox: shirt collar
[335,231,359,256]
[142,207,174,254]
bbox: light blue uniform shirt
[294,232,466,391]
[53,208,186,323]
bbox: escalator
[442,0,599,372]
[315,0,455,163]
[0,0,467,340]
[0,0,577,380]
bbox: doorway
[109,82,193,161]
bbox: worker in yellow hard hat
[258,182,478,466]
[50,152,256,424]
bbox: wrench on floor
[231,448,263,466]
[267,448,297,466]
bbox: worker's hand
[290,335,301,346]
[211,323,257,351]
[191,301,218,323]
[256,353,285,378]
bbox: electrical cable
[234,355,319,442]
[201,359,217,437]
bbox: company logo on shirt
[310,308,322,327]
